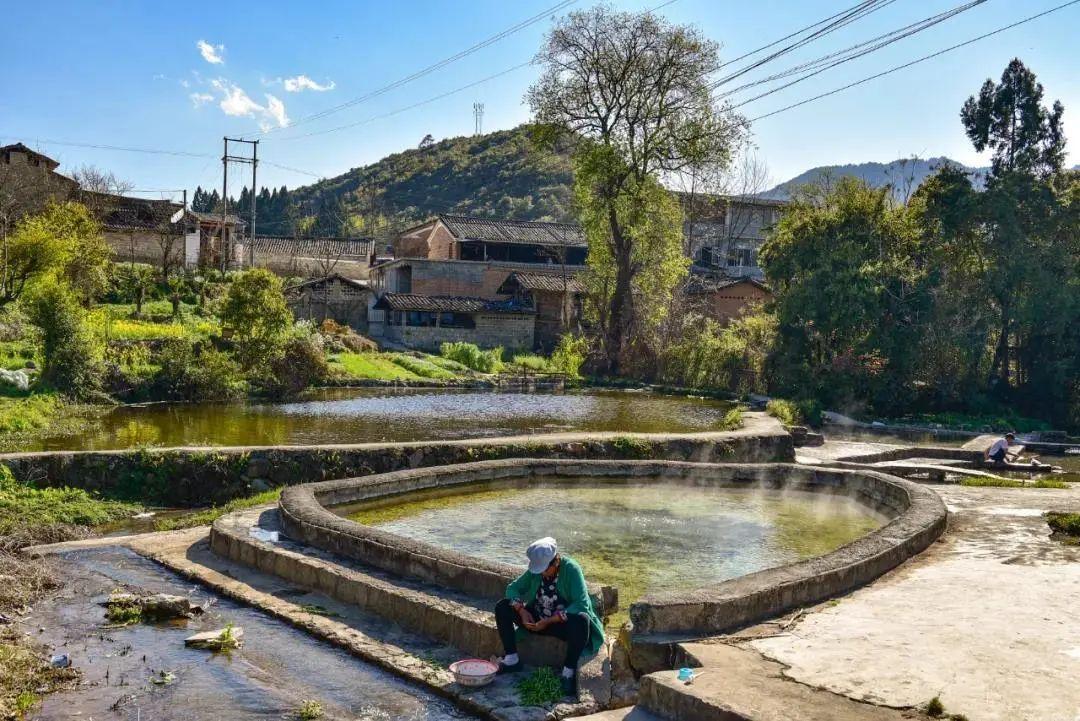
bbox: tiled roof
[285,273,369,293]
[83,191,186,232]
[499,271,586,294]
[439,215,586,247]
[189,210,245,227]
[685,273,771,294]
[252,236,374,258]
[373,293,534,314]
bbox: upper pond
[339,479,886,621]
[24,388,736,451]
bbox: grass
[386,353,459,380]
[329,352,423,381]
[516,667,564,706]
[295,700,324,720]
[959,476,1069,489]
[1047,512,1080,538]
[1,628,78,721]
[0,340,37,371]
[298,604,340,617]
[721,407,743,430]
[0,393,62,435]
[153,487,282,531]
[105,600,143,626]
[0,465,139,542]
[508,353,553,373]
[216,623,242,650]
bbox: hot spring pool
[338,479,887,622]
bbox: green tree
[221,268,293,369]
[1,201,109,307]
[961,58,1066,179]
[528,4,741,372]
[24,281,102,397]
[759,178,925,412]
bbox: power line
[255,0,579,136]
[721,0,989,107]
[711,0,901,87]
[746,0,1080,123]
[0,137,213,159]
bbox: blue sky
[2,0,1077,202]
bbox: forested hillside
[192,125,575,240]
[760,157,987,201]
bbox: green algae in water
[342,479,886,625]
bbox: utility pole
[473,102,484,136]
[220,137,259,272]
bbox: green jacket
[505,555,605,658]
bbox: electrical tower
[220,137,259,272]
[473,102,485,136]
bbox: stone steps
[209,506,578,668]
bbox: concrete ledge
[0,413,791,506]
[625,465,946,673]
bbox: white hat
[526,537,558,574]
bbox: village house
[285,273,370,332]
[368,215,587,351]
[682,194,786,281]
[249,236,374,280]
[685,274,772,325]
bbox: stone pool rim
[272,457,947,654]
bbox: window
[727,247,757,268]
[406,311,438,327]
[439,312,476,329]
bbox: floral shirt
[535,575,567,620]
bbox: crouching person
[494,537,605,698]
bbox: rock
[0,368,30,392]
[23,360,36,370]
[248,477,271,492]
[141,594,200,620]
[185,626,244,650]
[49,654,71,668]
[245,457,272,479]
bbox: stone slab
[746,483,1080,721]
[639,643,917,721]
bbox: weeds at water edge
[516,667,564,706]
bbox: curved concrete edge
[626,466,947,674]
[835,445,983,465]
[0,412,792,506]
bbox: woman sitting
[493,537,605,698]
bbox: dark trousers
[494,598,589,671]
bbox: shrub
[661,311,776,394]
[1047,512,1080,537]
[440,342,503,373]
[221,269,293,369]
[261,327,329,398]
[549,334,589,377]
[24,282,102,399]
[152,338,245,401]
[766,399,803,426]
[509,353,551,372]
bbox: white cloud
[264,94,289,128]
[211,79,261,117]
[197,40,225,65]
[179,78,191,89]
[283,75,335,93]
[203,79,289,129]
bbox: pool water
[341,479,886,623]
[20,388,737,451]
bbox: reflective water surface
[25,388,737,451]
[28,547,468,720]
[341,479,886,621]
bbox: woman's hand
[516,604,536,627]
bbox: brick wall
[698,282,771,324]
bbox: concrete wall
[0,413,793,506]
[105,230,198,269]
[696,282,772,325]
[383,312,534,351]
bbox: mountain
[760,157,988,201]
[276,125,576,238]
